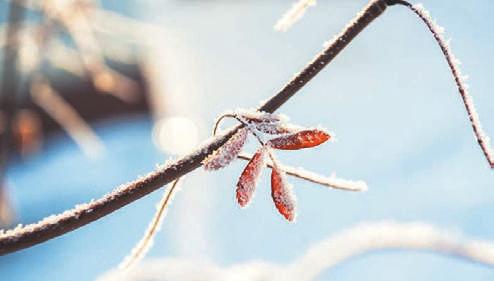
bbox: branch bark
[0,0,397,255]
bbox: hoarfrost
[410,3,494,168]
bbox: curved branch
[393,1,494,168]
[288,221,494,281]
[0,0,413,255]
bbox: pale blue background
[1,0,494,280]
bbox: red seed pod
[236,147,266,207]
[271,165,296,222]
[267,129,330,150]
[203,128,248,170]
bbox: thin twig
[287,221,494,281]
[118,179,181,270]
[393,1,494,168]
[0,0,406,255]
[237,153,367,192]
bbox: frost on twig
[119,179,181,270]
[274,0,317,32]
[287,221,494,281]
[0,0,390,255]
[400,3,494,169]
[237,153,367,192]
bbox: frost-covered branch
[394,1,494,168]
[7,0,490,255]
[0,0,391,256]
[287,221,494,281]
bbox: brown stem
[0,0,392,255]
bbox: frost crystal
[236,146,267,207]
[203,128,248,170]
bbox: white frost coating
[203,128,248,170]
[119,179,181,270]
[274,0,317,32]
[287,221,494,281]
[411,4,494,168]
[237,153,367,192]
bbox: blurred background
[0,0,493,280]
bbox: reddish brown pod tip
[268,129,330,150]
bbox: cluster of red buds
[203,111,331,221]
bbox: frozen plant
[0,1,491,265]
[205,110,332,221]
